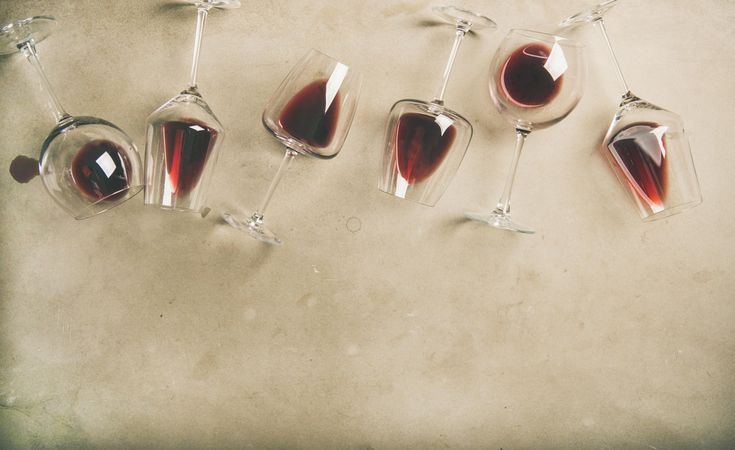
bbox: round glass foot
[189,0,241,9]
[560,0,619,28]
[465,209,535,234]
[433,5,496,30]
[0,16,56,55]
[221,211,282,245]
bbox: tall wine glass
[221,49,362,245]
[560,0,702,220]
[378,6,496,206]
[144,0,240,212]
[465,29,585,234]
[0,16,143,219]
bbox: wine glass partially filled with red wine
[560,0,701,220]
[0,16,143,219]
[144,0,240,212]
[220,49,362,245]
[465,29,585,234]
[378,6,496,206]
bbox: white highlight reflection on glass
[325,63,348,113]
[544,42,568,81]
[435,114,454,135]
[95,152,117,178]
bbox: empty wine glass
[560,0,702,220]
[378,6,496,206]
[465,29,585,234]
[0,16,143,219]
[221,49,362,245]
[144,0,240,212]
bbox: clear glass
[560,0,702,220]
[144,0,239,212]
[221,49,362,245]
[378,6,496,206]
[0,16,143,219]
[465,29,585,234]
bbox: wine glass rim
[508,28,584,48]
[303,47,350,67]
[1,15,56,33]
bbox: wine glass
[220,49,362,245]
[560,0,702,220]
[465,29,585,234]
[378,6,496,206]
[144,0,240,212]
[0,16,143,219]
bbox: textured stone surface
[0,0,733,448]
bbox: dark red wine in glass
[500,43,563,107]
[278,78,340,150]
[608,122,667,207]
[395,112,457,184]
[71,139,132,202]
[161,120,218,195]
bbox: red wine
[395,112,457,184]
[278,79,340,149]
[500,43,562,107]
[9,155,39,183]
[161,120,218,194]
[71,140,132,202]
[608,122,668,208]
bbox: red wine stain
[9,155,39,183]
[608,122,668,208]
[278,78,340,149]
[500,43,563,108]
[395,112,457,184]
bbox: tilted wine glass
[0,16,143,219]
[378,6,496,206]
[465,29,585,234]
[560,0,701,220]
[144,0,240,212]
[220,49,362,245]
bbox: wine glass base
[0,16,56,55]
[465,209,535,234]
[433,5,496,30]
[221,211,283,245]
[188,0,241,9]
[560,0,619,28]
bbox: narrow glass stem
[255,149,297,218]
[495,129,529,214]
[188,5,210,91]
[432,24,469,105]
[20,41,69,123]
[594,19,630,96]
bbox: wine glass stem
[254,149,297,219]
[594,19,630,96]
[432,25,469,105]
[495,129,529,214]
[20,41,69,123]
[188,4,211,90]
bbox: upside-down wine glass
[221,49,362,245]
[144,0,240,212]
[0,16,143,219]
[378,6,496,206]
[560,0,701,220]
[465,29,585,234]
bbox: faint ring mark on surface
[346,216,362,233]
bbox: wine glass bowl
[221,49,362,245]
[1,16,144,220]
[560,1,702,221]
[378,6,495,206]
[40,116,143,219]
[489,30,585,131]
[261,49,361,160]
